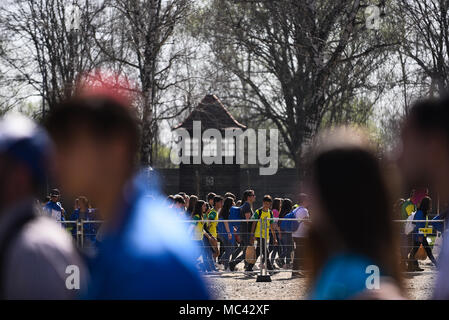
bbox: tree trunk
[140,92,153,167]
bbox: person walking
[269,198,282,268]
[277,199,293,269]
[291,194,310,278]
[408,196,437,271]
[247,195,277,271]
[229,190,256,271]
[217,197,234,270]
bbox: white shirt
[292,206,309,238]
[0,199,87,299]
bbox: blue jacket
[228,206,241,233]
[217,217,235,245]
[43,201,65,221]
[83,173,209,300]
[280,211,296,232]
[413,210,427,241]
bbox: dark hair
[418,196,432,215]
[207,192,216,202]
[272,198,282,212]
[279,198,293,218]
[187,195,198,214]
[173,195,185,205]
[243,190,254,202]
[221,197,234,220]
[45,95,140,168]
[178,192,187,198]
[213,195,223,205]
[193,200,206,218]
[263,195,272,203]
[224,192,236,200]
[307,141,402,292]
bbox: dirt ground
[204,260,437,300]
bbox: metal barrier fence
[56,217,446,277]
[58,220,103,251]
[183,217,311,278]
[190,217,446,277]
[394,219,445,274]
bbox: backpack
[281,211,296,232]
[291,215,300,232]
[229,206,241,232]
[404,211,416,235]
[290,207,303,232]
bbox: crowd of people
[2,89,449,300]
[165,191,310,276]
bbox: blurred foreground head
[0,114,51,211]
[306,127,402,297]
[400,97,449,203]
[45,95,139,218]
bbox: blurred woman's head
[221,197,234,220]
[279,198,293,218]
[272,198,282,212]
[188,195,198,214]
[306,127,401,290]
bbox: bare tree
[0,0,104,115]
[94,0,192,166]
[394,0,449,96]
[195,0,396,175]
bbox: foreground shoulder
[17,216,77,255]
[4,217,85,299]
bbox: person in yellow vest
[248,195,278,271]
[204,195,222,267]
[190,200,206,242]
[189,199,216,272]
[408,196,437,271]
[401,189,428,271]
[207,195,222,239]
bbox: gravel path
[204,260,437,300]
